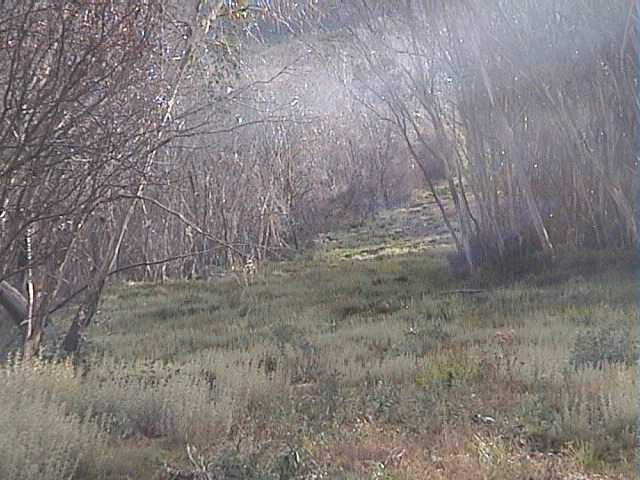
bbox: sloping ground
[0,191,636,480]
[316,187,455,262]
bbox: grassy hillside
[1,195,636,480]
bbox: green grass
[0,201,636,479]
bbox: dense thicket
[0,0,413,356]
[335,0,635,270]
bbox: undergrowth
[0,242,635,479]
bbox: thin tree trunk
[61,0,223,353]
[499,115,554,254]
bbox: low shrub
[569,324,635,370]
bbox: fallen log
[0,281,27,327]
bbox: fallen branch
[442,289,485,295]
[0,281,27,327]
[162,444,213,480]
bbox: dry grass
[0,219,635,479]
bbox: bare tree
[333,0,634,271]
